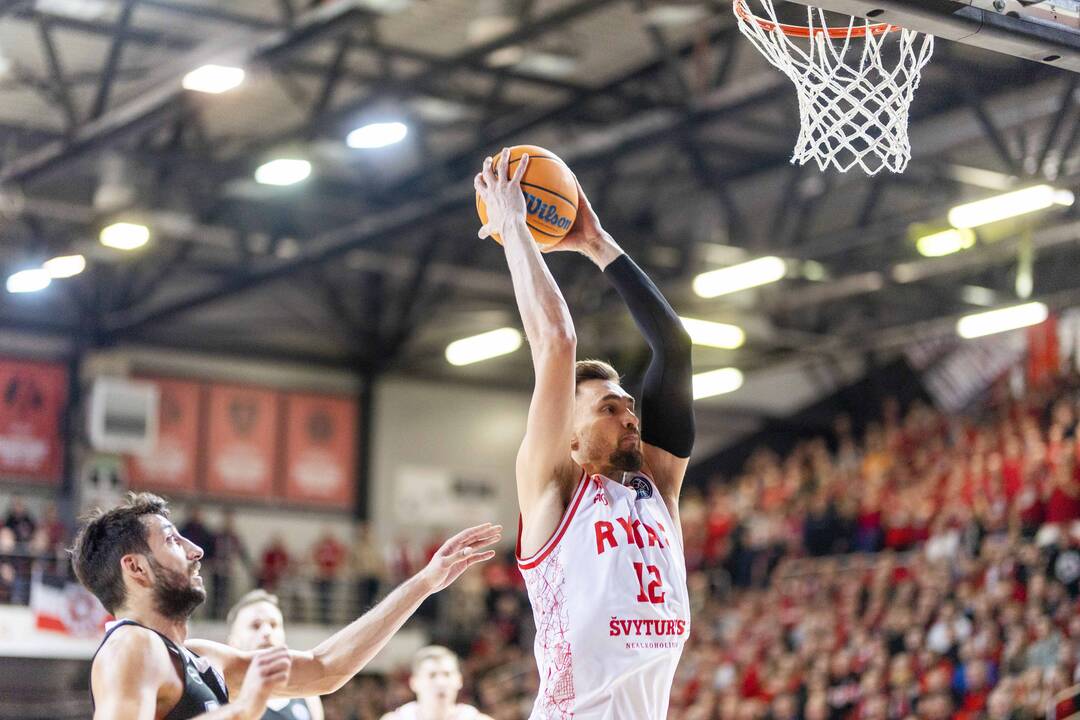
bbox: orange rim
[733,0,899,37]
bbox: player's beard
[147,557,205,621]
[608,447,643,472]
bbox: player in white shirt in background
[226,590,323,720]
[380,646,493,720]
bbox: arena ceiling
[0,0,1077,422]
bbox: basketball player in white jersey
[380,646,493,720]
[475,149,695,719]
[227,590,323,720]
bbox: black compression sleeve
[603,253,695,458]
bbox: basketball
[475,145,578,247]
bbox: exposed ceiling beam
[0,0,372,185]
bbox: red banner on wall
[283,393,357,507]
[205,384,281,500]
[0,358,67,483]
[127,378,202,495]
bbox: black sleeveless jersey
[262,698,314,720]
[91,619,230,719]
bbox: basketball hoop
[733,0,934,175]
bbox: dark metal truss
[0,0,1074,376]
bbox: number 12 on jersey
[633,562,666,603]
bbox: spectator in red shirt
[258,534,290,591]
[957,658,991,716]
[1044,460,1080,525]
[312,527,347,624]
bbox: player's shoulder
[93,624,173,685]
[457,705,492,720]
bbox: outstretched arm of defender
[475,149,581,528]
[189,524,500,698]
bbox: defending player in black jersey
[73,493,500,720]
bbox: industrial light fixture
[643,3,711,26]
[947,185,1074,229]
[346,122,408,149]
[182,64,245,94]
[446,327,523,366]
[254,158,312,186]
[915,228,976,257]
[956,302,1048,339]
[100,222,150,250]
[43,254,86,279]
[692,368,744,399]
[693,256,787,298]
[6,268,51,294]
[35,0,109,21]
[515,50,578,78]
[679,317,746,349]
[486,46,525,67]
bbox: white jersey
[517,470,690,720]
[386,702,481,720]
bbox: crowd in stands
[5,372,1080,719]
[317,374,1080,718]
[0,496,67,604]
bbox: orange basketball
[476,145,578,247]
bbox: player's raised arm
[545,180,695,510]
[189,524,500,698]
[475,149,581,532]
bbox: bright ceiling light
[43,254,86,279]
[35,0,109,21]
[6,268,51,294]
[254,158,312,186]
[680,317,745,349]
[947,185,1074,229]
[692,256,787,298]
[100,222,150,250]
[347,122,408,149]
[446,327,522,366]
[515,51,578,78]
[956,302,1048,339]
[643,3,711,26]
[487,46,526,67]
[692,368,744,400]
[916,228,976,257]
[182,64,245,94]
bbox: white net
[734,0,934,174]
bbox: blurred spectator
[313,527,347,624]
[38,502,66,552]
[259,534,290,592]
[0,527,15,604]
[209,509,248,619]
[4,495,35,545]
[179,505,215,560]
[4,495,34,603]
[350,521,386,612]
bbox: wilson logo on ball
[524,192,573,231]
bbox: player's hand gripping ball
[475,145,578,247]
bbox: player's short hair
[70,492,170,614]
[226,589,281,627]
[575,359,619,389]
[412,645,460,674]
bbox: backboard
[782,0,1080,71]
